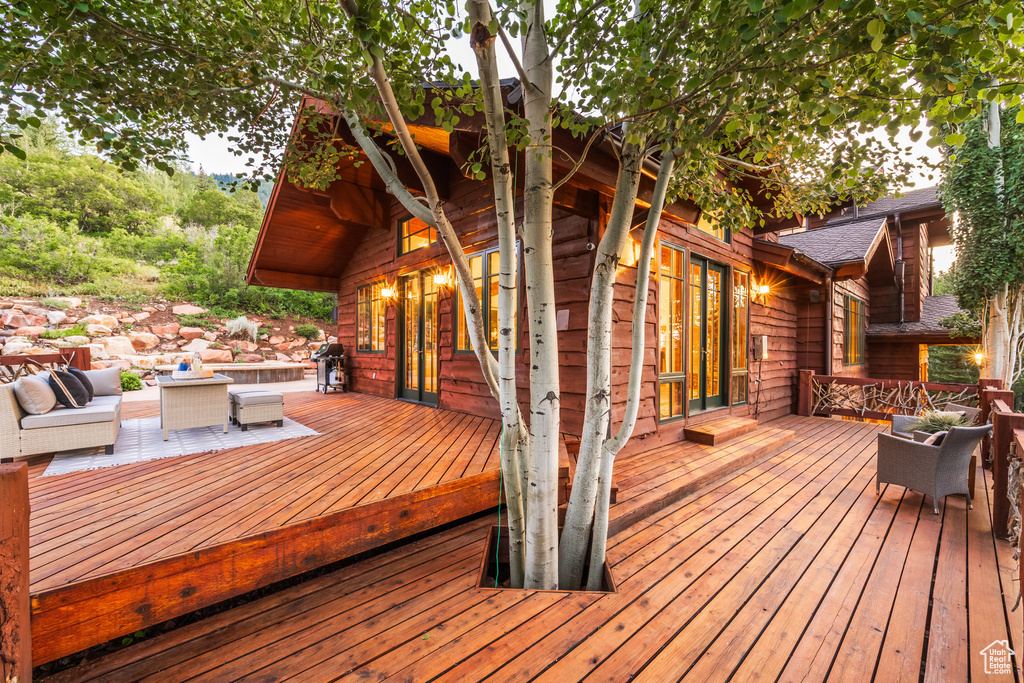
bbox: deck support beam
[1,462,31,683]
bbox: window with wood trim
[731,270,749,405]
[456,247,515,353]
[658,242,686,421]
[356,284,386,352]
[696,211,730,243]
[843,294,866,366]
[399,215,436,254]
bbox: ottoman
[229,389,284,430]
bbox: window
[399,215,436,254]
[696,211,730,243]
[356,284,386,352]
[843,294,865,365]
[658,243,686,421]
[456,247,515,352]
[731,270,749,405]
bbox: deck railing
[0,462,30,683]
[797,370,1024,539]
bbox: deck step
[683,416,759,446]
[608,425,796,537]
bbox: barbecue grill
[312,342,346,393]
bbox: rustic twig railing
[797,370,980,421]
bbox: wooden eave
[752,240,831,284]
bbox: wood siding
[867,340,923,380]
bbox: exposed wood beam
[249,268,340,293]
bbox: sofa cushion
[13,376,57,415]
[21,402,118,429]
[234,391,283,407]
[88,395,122,409]
[68,367,95,402]
[49,370,89,409]
[83,366,123,396]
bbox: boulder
[151,323,180,339]
[51,297,82,308]
[63,335,90,345]
[203,331,218,342]
[86,324,112,336]
[121,316,136,325]
[155,303,167,311]
[0,302,11,309]
[181,338,212,354]
[133,311,150,322]
[327,336,338,344]
[172,304,207,315]
[274,353,292,362]
[80,314,119,329]
[0,312,30,329]
[14,326,45,338]
[200,348,233,363]
[127,355,161,369]
[2,341,34,355]
[129,331,160,350]
[238,353,265,363]
[268,335,285,346]
[145,377,158,386]
[92,359,131,371]
[178,326,205,340]
[83,343,109,360]
[141,306,157,313]
[46,310,67,325]
[24,347,54,356]
[98,336,136,357]
[238,340,258,353]
[25,307,49,317]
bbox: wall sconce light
[752,281,771,302]
[974,350,984,366]
[380,283,397,301]
[433,268,452,288]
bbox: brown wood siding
[833,277,870,378]
[867,340,922,380]
[749,286,800,422]
[793,283,827,374]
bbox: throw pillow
[923,431,947,446]
[68,367,95,402]
[83,366,123,396]
[12,376,57,415]
[49,370,89,409]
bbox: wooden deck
[26,392,504,665]
[45,414,1023,682]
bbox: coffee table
[156,374,234,441]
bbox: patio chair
[890,402,983,440]
[876,424,992,514]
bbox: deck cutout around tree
[476,525,616,593]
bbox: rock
[309,342,323,353]
[63,335,90,345]
[268,335,285,345]
[2,341,34,355]
[151,323,180,339]
[172,304,207,315]
[238,353,265,363]
[155,304,167,312]
[97,336,136,357]
[127,355,161,369]
[178,327,205,340]
[239,341,258,353]
[145,378,158,386]
[274,342,292,351]
[288,353,302,362]
[203,331,218,342]
[200,348,232,363]
[181,338,212,353]
[92,359,131,371]
[24,347,54,356]
[328,336,338,344]
[80,314,119,329]
[0,302,11,309]
[1,312,30,329]
[141,306,157,313]
[121,316,136,325]
[83,343,109,360]
[133,311,150,322]
[129,331,160,350]
[64,316,78,324]
[51,297,82,308]
[85,324,112,336]
[25,307,48,317]
[13,326,45,338]
[46,310,67,325]
[275,353,292,362]
[292,349,310,360]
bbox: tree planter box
[476,525,617,593]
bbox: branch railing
[797,370,1024,539]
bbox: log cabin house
[247,92,974,455]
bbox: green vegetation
[39,323,88,339]
[928,345,981,385]
[0,124,334,321]
[120,371,142,392]
[294,323,320,341]
[906,410,972,435]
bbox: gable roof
[825,186,940,227]
[867,294,977,341]
[777,217,891,275]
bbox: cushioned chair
[876,424,992,514]
[891,402,983,440]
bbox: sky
[182,29,956,272]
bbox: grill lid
[313,342,345,358]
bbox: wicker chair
[876,424,992,514]
[890,402,983,439]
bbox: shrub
[40,323,88,339]
[226,315,259,342]
[294,323,320,340]
[907,410,971,434]
[120,371,143,392]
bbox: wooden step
[683,416,759,446]
[608,426,796,537]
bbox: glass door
[400,272,438,404]
[688,256,728,412]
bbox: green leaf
[866,18,884,36]
[747,0,764,11]
[75,3,89,12]
[944,133,966,147]
[906,10,924,24]
[2,143,27,160]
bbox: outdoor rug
[42,416,319,476]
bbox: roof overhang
[752,239,832,284]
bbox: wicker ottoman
[229,389,284,431]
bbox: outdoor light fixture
[380,284,397,301]
[974,350,984,366]
[433,268,452,288]
[757,283,771,296]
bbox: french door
[688,256,728,412]
[400,272,438,404]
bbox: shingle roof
[867,294,970,336]
[826,186,941,227]
[777,217,887,266]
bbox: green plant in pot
[907,410,971,435]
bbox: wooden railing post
[0,462,31,683]
[797,370,813,416]
[65,347,91,372]
[990,396,1023,539]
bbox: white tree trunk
[520,0,559,589]
[468,0,527,587]
[559,141,646,589]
